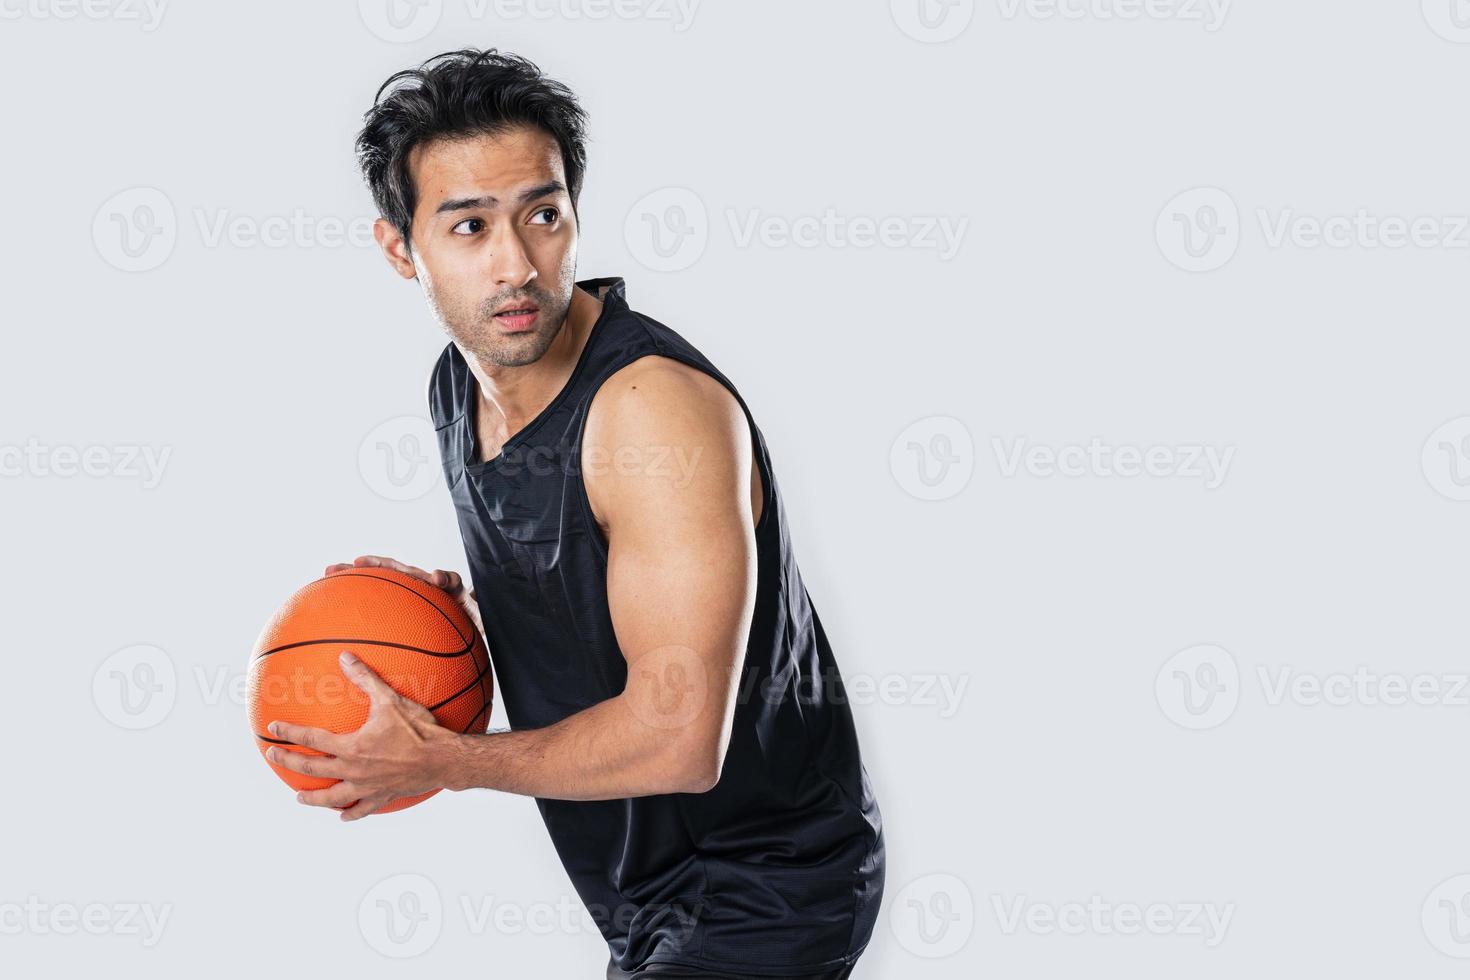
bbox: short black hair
[355,48,589,251]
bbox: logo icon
[891,0,975,43]
[359,873,442,957]
[358,0,442,43]
[890,416,974,501]
[93,187,177,272]
[1423,0,1470,42]
[624,188,708,272]
[889,873,974,958]
[1155,644,1239,730]
[359,416,442,501]
[93,644,177,730]
[1422,417,1470,501]
[1156,187,1240,272]
[1424,875,1470,957]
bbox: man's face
[388,125,578,368]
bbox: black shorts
[605,958,857,980]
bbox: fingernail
[268,722,279,736]
[267,748,278,762]
[340,650,356,665]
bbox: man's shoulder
[587,353,741,439]
[425,341,465,428]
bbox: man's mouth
[494,307,540,332]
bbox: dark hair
[355,48,589,250]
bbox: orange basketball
[248,566,492,813]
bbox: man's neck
[462,283,604,459]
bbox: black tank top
[428,276,884,974]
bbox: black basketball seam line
[324,571,473,644]
[252,568,477,661]
[252,635,475,663]
[427,655,494,712]
[461,697,492,734]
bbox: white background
[3,0,1470,976]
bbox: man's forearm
[437,693,716,801]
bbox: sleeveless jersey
[428,276,884,975]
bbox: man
[265,48,883,979]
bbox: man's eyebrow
[434,181,566,215]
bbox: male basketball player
[265,49,883,979]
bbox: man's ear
[373,217,417,280]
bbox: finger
[324,562,354,576]
[266,745,348,780]
[339,650,400,704]
[435,569,464,593]
[354,555,434,583]
[295,782,362,809]
[339,796,384,822]
[268,720,348,755]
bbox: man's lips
[493,307,540,332]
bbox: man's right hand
[325,555,483,635]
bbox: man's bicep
[587,359,758,697]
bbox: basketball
[248,565,492,813]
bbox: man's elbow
[663,739,726,795]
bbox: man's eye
[529,207,558,226]
[451,218,484,235]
